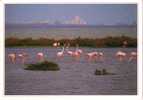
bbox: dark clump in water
[94,68,115,75]
[24,60,59,71]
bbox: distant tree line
[5,36,137,48]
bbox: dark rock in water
[95,69,102,75]
[94,68,115,75]
[24,60,59,71]
[102,68,108,75]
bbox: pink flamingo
[129,51,137,62]
[8,53,16,63]
[73,51,80,60]
[67,51,81,60]
[76,49,83,54]
[98,52,104,61]
[66,44,83,60]
[67,50,74,56]
[37,52,44,62]
[18,52,28,64]
[75,44,83,54]
[86,52,98,61]
[66,44,74,56]
[65,43,74,56]
[74,45,83,59]
[86,51,104,61]
[66,49,79,60]
[116,51,127,61]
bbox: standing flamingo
[116,51,127,61]
[37,52,44,62]
[18,52,28,64]
[72,50,81,60]
[8,53,16,63]
[98,52,104,61]
[65,43,73,56]
[75,44,83,54]
[73,44,83,60]
[67,44,83,60]
[128,51,137,62]
[86,52,98,61]
[66,47,74,56]
[57,46,65,57]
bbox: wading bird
[75,44,83,54]
[86,52,98,61]
[8,53,16,63]
[98,52,104,61]
[128,51,137,62]
[37,52,44,62]
[66,43,74,56]
[116,51,127,61]
[18,52,28,64]
[57,46,65,57]
[66,44,83,60]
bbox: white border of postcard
[0,0,142,100]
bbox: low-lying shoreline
[5,36,137,48]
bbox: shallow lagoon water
[5,47,137,95]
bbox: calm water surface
[5,25,137,39]
[5,47,137,95]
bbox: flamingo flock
[7,42,137,64]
